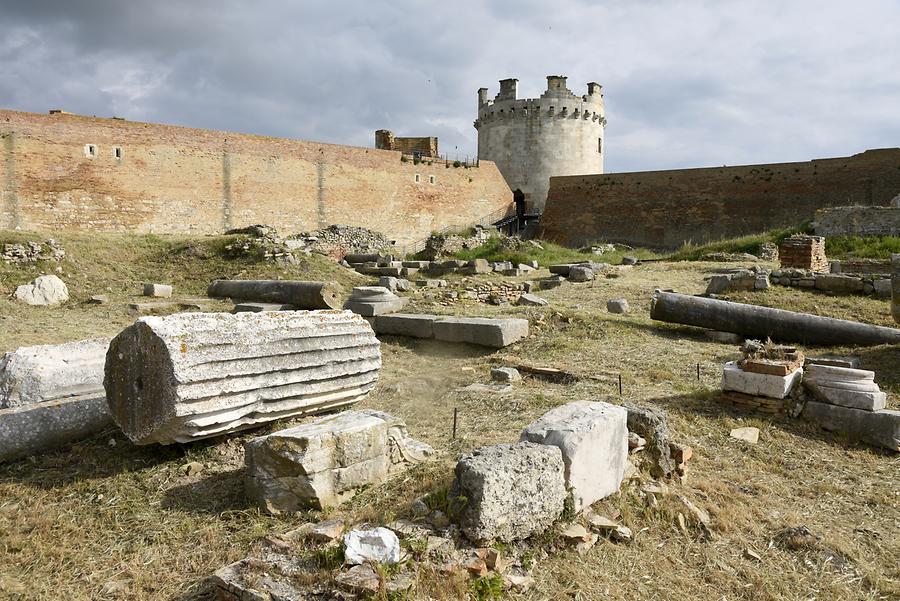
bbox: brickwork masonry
[0,109,511,244]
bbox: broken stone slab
[622,256,639,266]
[517,293,549,307]
[803,402,900,452]
[417,279,448,288]
[491,367,521,383]
[462,259,491,275]
[207,279,342,310]
[0,394,112,462]
[721,361,802,399]
[128,301,201,314]
[729,426,760,444]
[88,294,109,305]
[520,400,628,511]
[539,275,566,290]
[623,404,676,478]
[378,276,400,292]
[432,317,529,348]
[14,274,69,306]
[143,283,173,298]
[233,302,297,313]
[1,338,109,408]
[105,310,381,445]
[456,383,513,394]
[373,313,436,338]
[336,564,381,594]
[804,364,875,383]
[244,409,431,512]
[805,356,860,369]
[804,382,885,411]
[344,527,401,565]
[568,266,594,282]
[607,299,629,314]
[452,442,566,543]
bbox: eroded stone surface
[244,409,432,512]
[452,442,566,543]
[521,401,628,511]
[105,310,381,444]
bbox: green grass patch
[668,225,808,261]
[449,237,657,266]
[824,235,900,259]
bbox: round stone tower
[474,75,606,212]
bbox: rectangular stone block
[803,402,900,452]
[373,314,436,338]
[721,361,801,399]
[0,394,112,462]
[804,382,886,411]
[452,442,566,543]
[520,401,628,511]
[244,409,432,512]
[143,283,173,298]
[432,317,529,348]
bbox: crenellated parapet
[474,76,606,130]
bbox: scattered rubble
[13,274,69,306]
[421,227,493,260]
[1,239,66,264]
[104,311,381,444]
[623,404,676,478]
[244,409,432,512]
[705,267,770,294]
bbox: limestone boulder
[14,275,69,306]
[105,311,381,445]
[244,409,432,512]
[452,442,566,543]
[568,266,594,282]
[521,401,628,511]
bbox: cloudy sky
[1,0,898,172]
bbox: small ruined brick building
[475,75,607,213]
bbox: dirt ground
[0,233,898,600]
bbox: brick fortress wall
[540,149,900,249]
[0,110,510,244]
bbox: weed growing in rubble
[469,573,504,600]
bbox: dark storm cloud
[1,0,898,172]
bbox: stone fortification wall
[475,76,605,212]
[0,110,511,244]
[541,149,900,249]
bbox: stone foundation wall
[814,206,900,237]
[0,110,511,244]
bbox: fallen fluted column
[207,280,343,309]
[104,311,380,444]
[650,291,900,346]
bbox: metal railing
[396,204,517,257]
[401,152,480,168]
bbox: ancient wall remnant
[475,76,606,212]
[814,206,900,237]
[541,149,900,249]
[374,129,438,157]
[0,109,511,244]
[779,235,828,272]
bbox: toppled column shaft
[207,280,342,310]
[104,311,380,444]
[650,291,900,346]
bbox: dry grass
[1,234,898,600]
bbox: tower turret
[474,75,606,212]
